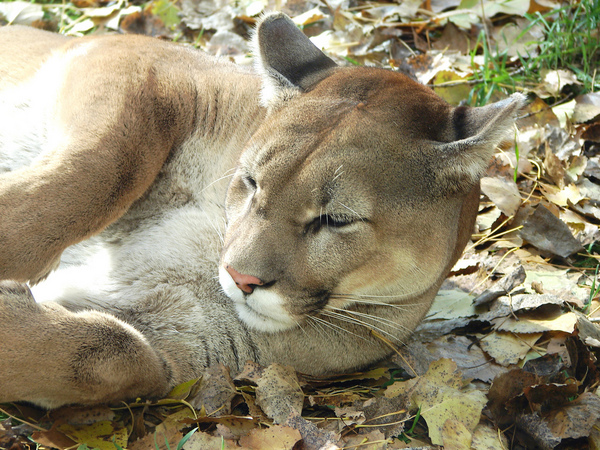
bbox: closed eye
[243,175,257,190]
[305,214,356,234]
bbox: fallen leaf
[576,312,600,348]
[487,369,541,426]
[238,425,302,450]
[517,413,562,449]
[31,425,78,450]
[442,419,472,450]
[493,18,543,57]
[425,289,476,320]
[493,311,578,334]
[540,183,584,207]
[519,205,585,258]
[425,335,507,382]
[573,92,600,123]
[188,364,236,416]
[552,99,578,128]
[473,265,526,306]
[471,421,509,450]
[343,430,388,449]
[480,332,542,366]
[0,1,43,25]
[433,70,472,105]
[57,421,128,450]
[255,364,304,424]
[184,430,238,449]
[540,69,581,97]
[234,360,265,385]
[354,396,408,438]
[284,410,339,449]
[386,359,485,446]
[480,176,522,216]
[291,7,326,26]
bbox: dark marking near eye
[244,175,257,189]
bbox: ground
[0,0,599,448]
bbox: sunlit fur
[0,14,524,407]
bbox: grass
[521,0,600,93]
[467,0,599,106]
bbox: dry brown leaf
[342,430,388,449]
[238,425,302,450]
[31,426,78,450]
[234,360,265,385]
[431,23,472,54]
[573,92,600,123]
[473,265,526,306]
[519,205,585,258]
[425,335,506,382]
[128,417,183,450]
[284,410,339,450]
[188,363,236,415]
[184,430,238,449]
[480,176,522,216]
[540,183,584,207]
[255,364,304,424]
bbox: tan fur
[0,14,525,408]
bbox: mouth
[235,301,298,332]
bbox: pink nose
[226,265,263,294]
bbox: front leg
[0,38,194,283]
[0,281,172,408]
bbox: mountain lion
[0,13,524,408]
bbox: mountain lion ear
[254,12,337,107]
[434,93,527,193]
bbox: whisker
[306,316,331,340]
[321,310,400,343]
[207,218,225,244]
[330,292,418,300]
[336,201,363,221]
[331,306,411,334]
[329,296,420,310]
[310,315,369,342]
[294,318,310,338]
[201,171,236,193]
[332,167,344,183]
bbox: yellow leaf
[168,378,201,400]
[493,311,578,334]
[471,422,509,449]
[433,71,472,106]
[442,419,472,450]
[58,420,128,450]
[418,388,486,445]
[426,290,476,320]
[480,332,543,366]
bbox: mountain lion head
[219,13,524,333]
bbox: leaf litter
[1,0,599,449]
